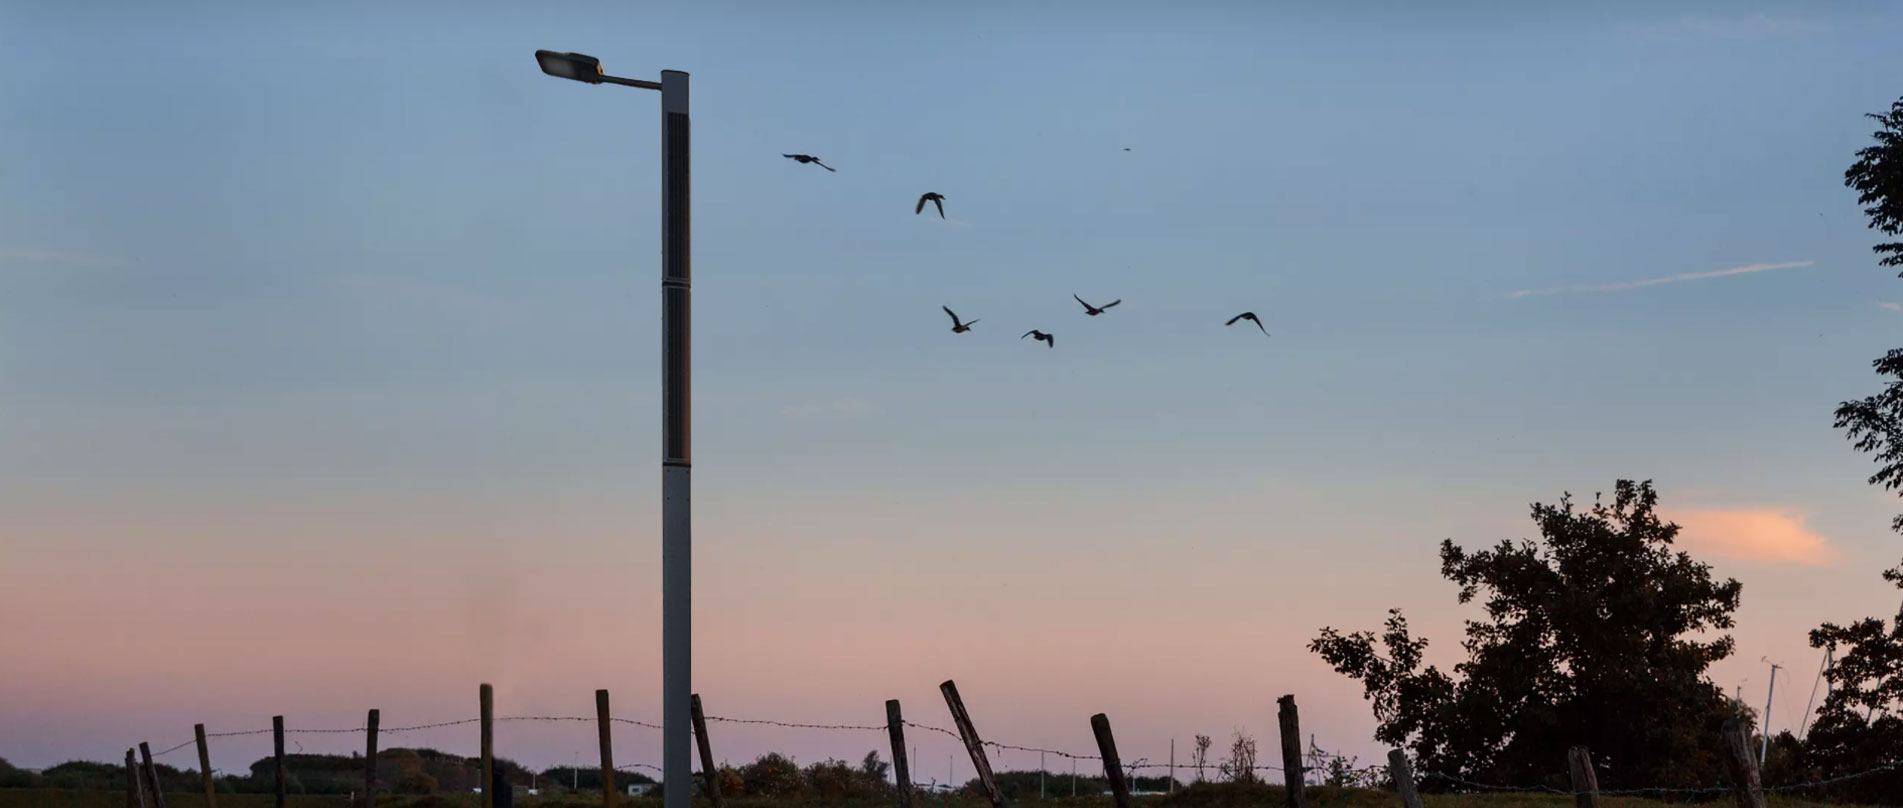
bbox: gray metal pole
[660,68,693,808]
[1759,663,1779,765]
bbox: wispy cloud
[1507,260,1814,298]
[0,247,122,268]
[1668,507,1839,566]
[1879,302,1903,312]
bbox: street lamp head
[536,50,605,84]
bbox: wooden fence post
[1566,746,1600,808]
[688,694,726,808]
[1089,714,1132,808]
[886,700,912,808]
[480,684,494,808]
[1276,696,1306,808]
[364,709,380,808]
[272,716,286,808]
[194,725,216,808]
[1385,750,1421,808]
[939,680,1005,808]
[126,749,146,808]
[1721,719,1767,808]
[138,743,167,808]
[596,690,614,808]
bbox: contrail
[1508,260,1814,298]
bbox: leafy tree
[1310,480,1743,791]
[1799,564,1903,802]
[1812,93,1903,803]
[1846,98,1903,273]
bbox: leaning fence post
[126,749,147,808]
[596,690,614,808]
[1090,714,1132,808]
[1721,719,1767,808]
[1276,696,1306,808]
[886,700,913,808]
[688,694,726,808]
[364,709,380,808]
[939,680,1006,808]
[1386,750,1421,808]
[194,725,217,808]
[1566,746,1600,808]
[137,743,168,808]
[480,684,494,808]
[272,716,286,808]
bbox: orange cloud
[1667,508,1839,566]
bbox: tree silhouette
[1310,480,1742,791]
[1845,98,1903,273]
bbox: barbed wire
[151,740,197,757]
[705,716,886,732]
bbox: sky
[5,0,1903,784]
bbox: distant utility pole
[1760,662,1782,766]
[1801,649,1834,739]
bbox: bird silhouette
[943,306,979,333]
[1022,330,1054,348]
[782,154,835,171]
[1226,311,1269,336]
[1074,295,1121,316]
[916,192,946,219]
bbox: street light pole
[658,68,693,808]
[532,50,691,808]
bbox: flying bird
[943,306,979,333]
[782,154,835,171]
[1074,295,1121,316]
[1021,330,1054,348]
[916,192,946,219]
[1226,311,1269,336]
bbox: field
[0,788,1868,808]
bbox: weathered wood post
[480,684,494,808]
[1276,696,1306,808]
[1720,718,1767,808]
[1566,746,1600,808]
[939,680,1006,808]
[364,709,380,808]
[194,725,217,808]
[596,690,614,808]
[272,716,286,808]
[138,743,168,808]
[126,749,147,808]
[688,694,725,808]
[1089,714,1132,808]
[1386,750,1421,808]
[886,700,913,808]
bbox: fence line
[127,701,1903,801]
[1419,758,1903,797]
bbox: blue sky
[5,0,1903,776]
